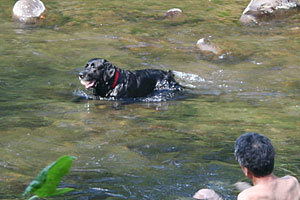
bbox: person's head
[234,132,275,177]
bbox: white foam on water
[173,70,205,89]
[173,71,205,83]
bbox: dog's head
[79,58,116,90]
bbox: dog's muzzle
[79,71,96,89]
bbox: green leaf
[48,188,75,197]
[23,155,76,198]
[27,195,38,200]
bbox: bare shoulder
[237,183,267,200]
[280,175,299,181]
[279,175,300,200]
[237,191,249,200]
[280,175,300,185]
[237,187,255,200]
[238,176,300,200]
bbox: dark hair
[234,132,275,177]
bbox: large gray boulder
[240,0,299,24]
[12,0,46,24]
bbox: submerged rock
[196,38,222,55]
[240,0,299,24]
[234,182,252,191]
[193,189,223,200]
[12,0,46,24]
[165,8,183,18]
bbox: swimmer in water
[194,132,300,200]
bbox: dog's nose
[78,71,85,79]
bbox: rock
[234,182,252,191]
[165,8,183,18]
[12,0,46,24]
[240,0,299,24]
[193,189,223,200]
[196,38,222,55]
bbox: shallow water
[1,0,300,199]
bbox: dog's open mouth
[80,79,96,89]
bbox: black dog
[78,58,182,99]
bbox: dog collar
[111,69,120,89]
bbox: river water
[0,0,300,199]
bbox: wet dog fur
[78,58,182,99]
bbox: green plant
[23,155,76,200]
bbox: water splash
[73,85,184,103]
[173,70,205,89]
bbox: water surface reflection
[0,0,300,199]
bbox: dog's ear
[103,63,116,82]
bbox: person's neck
[251,173,277,186]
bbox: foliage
[23,155,76,199]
